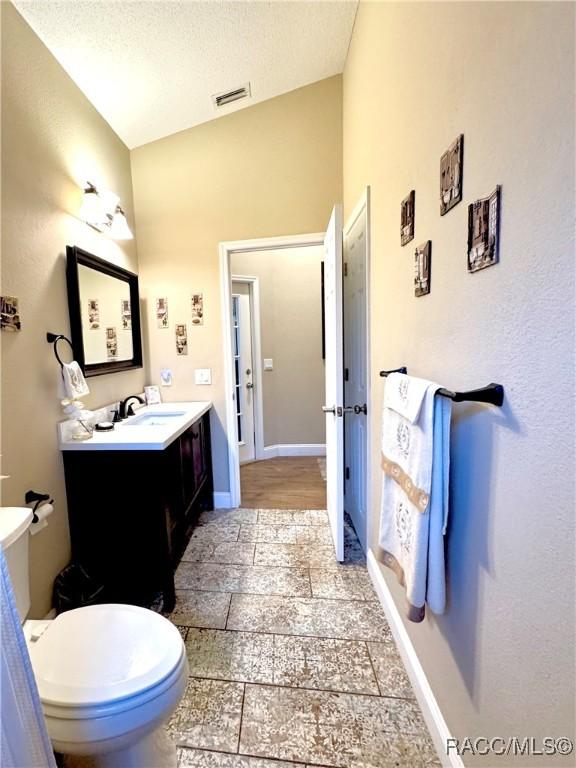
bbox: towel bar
[47,332,74,368]
[379,368,504,406]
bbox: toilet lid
[29,604,184,707]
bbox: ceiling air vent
[212,83,251,109]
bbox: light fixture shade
[109,206,133,240]
[80,185,109,229]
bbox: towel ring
[46,332,74,369]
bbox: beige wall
[131,76,342,492]
[232,245,325,448]
[1,3,144,616]
[343,2,575,763]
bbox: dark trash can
[52,562,106,614]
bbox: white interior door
[343,199,368,552]
[233,292,256,463]
[323,204,344,561]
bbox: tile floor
[165,508,440,768]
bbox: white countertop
[59,401,212,451]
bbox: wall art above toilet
[156,297,169,328]
[414,241,431,297]
[440,134,463,215]
[191,293,204,325]
[1,295,21,331]
[175,323,188,355]
[401,190,415,246]
[468,186,501,273]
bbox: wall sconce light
[80,182,133,240]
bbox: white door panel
[343,197,369,551]
[323,204,344,561]
[234,293,255,463]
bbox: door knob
[246,383,254,389]
[354,404,368,415]
[322,405,343,416]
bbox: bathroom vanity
[60,402,213,611]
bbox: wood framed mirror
[66,245,143,377]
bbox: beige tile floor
[166,508,440,768]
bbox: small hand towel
[61,361,90,399]
[384,372,430,424]
[378,375,451,622]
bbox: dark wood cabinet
[62,410,213,611]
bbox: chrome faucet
[119,394,145,420]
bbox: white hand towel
[384,372,431,424]
[61,361,90,399]
[378,375,451,622]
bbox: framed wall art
[401,190,415,246]
[414,241,431,297]
[88,299,100,329]
[121,299,132,330]
[0,295,21,331]
[156,298,169,328]
[191,293,204,325]
[440,134,463,215]
[468,186,501,273]
[175,323,188,355]
[106,327,118,359]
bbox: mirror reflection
[78,265,134,364]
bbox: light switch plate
[195,368,212,385]
[263,358,274,371]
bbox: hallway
[240,457,327,509]
[165,504,440,767]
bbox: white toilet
[0,507,189,767]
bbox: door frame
[343,187,372,548]
[231,275,264,464]
[220,232,325,508]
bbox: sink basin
[125,411,186,426]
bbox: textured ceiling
[14,1,358,149]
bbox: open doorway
[220,233,327,509]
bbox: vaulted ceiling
[14,1,358,148]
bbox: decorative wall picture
[121,299,132,330]
[0,295,21,331]
[414,241,431,297]
[468,186,501,273]
[191,293,204,325]
[88,299,100,329]
[440,134,463,215]
[156,297,169,328]
[175,323,188,355]
[401,190,415,246]
[106,327,118,359]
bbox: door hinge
[345,467,350,480]
[344,368,349,382]
[344,262,348,277]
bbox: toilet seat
[28,604,185,714]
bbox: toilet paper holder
[25,490,54,524]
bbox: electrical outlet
[195,368,212,385]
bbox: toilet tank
[0,508,33,622]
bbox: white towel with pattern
[378,373,451,622]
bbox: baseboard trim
[262,444,326,459]
[367,549,463,768]
[213,492,232,509]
